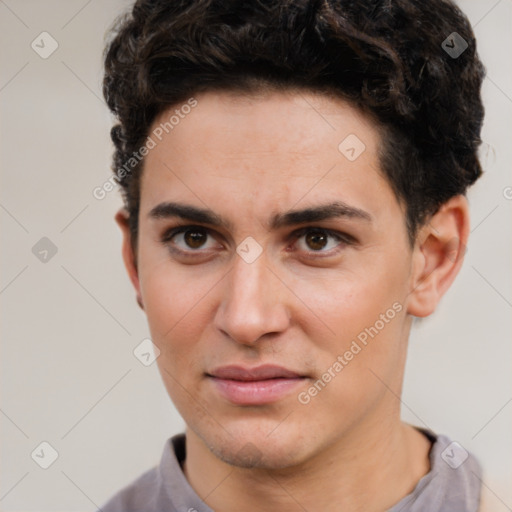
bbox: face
[126,90,419,469]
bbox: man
[100,0,487,510]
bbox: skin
[115,89,470,512]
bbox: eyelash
[160,224,355,258]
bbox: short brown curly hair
[103,0,485,248]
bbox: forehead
[139,89,400,230]
[152,89,379,155]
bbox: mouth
[206,364,308,405]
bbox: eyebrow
[148,201,372,231]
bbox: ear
[115,208,144,311]
[407,195,470,317]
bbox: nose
[213,246,291,346]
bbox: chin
[198,422,310,470]
[213,442,301,470]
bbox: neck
[182,415,431,512]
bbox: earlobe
[406,195,470,318]
[114,208,144,311]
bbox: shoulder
[390,428,484,512]
[97,435,186,512]
[430,432,483,507]
[99,465,161,512]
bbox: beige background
[1,0,511,510]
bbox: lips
[207,364,307,405]
[208,364,303,381]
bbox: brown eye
[292,227,353,256]
[183,229,208,249]
[304,230,329,251]
[162,226,217,252]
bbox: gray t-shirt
[98,428,482,512]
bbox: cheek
[141,266,209,401]
[299,307,407,433]
[138,250,213,338]
[293,259,406,343]
[296,262,407,402]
